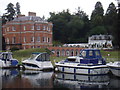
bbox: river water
[0,69,120,89]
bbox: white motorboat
[107,61,120,77]
[22,52,53,70]
[0,52,19,68]
[55,49,109,75]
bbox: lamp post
[0,14,2,51]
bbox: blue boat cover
[11,60,18,66]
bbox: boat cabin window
[117,62,120,65]
[36,53,50,61]
[95,51,101,57]
[0,54,8,60]
[0,54,3,59]
[67,58,76,62]
[80,51,86,57]
[89,51,93,56]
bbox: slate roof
[13,16,48,22]
[89,35,112,40]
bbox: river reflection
[1,69,120,89]
[54,73,109,89]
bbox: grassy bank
[11,48,120,65]
[12,48,47,63]
[101,50,119,62]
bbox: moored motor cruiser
[55,49,109,75]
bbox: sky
[0,0,118,18]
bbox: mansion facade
[2,12,53,50]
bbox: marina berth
[55,49,109,75]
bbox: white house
[88,35,113,49]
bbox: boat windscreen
[29,54,38,60]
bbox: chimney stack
[28,12,36,16]
[17,14,25,18]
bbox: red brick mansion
[2,12,53,50]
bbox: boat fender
[55,67,58,71]
[18,64,25,70]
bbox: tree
[48,8,89,43]
[89,26,107,35]
[48,10,72,43]
[105,2,117,34]
[104,3,118,47]
[16,2,21,15]
[90,1,104,27]
[2,14,7,25]
[89,1,106,36]
[2,3,16,24]
[5,3,15,21]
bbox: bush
[10,47,19,51]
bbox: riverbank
[11,48,120,65]
[101,50,120,63]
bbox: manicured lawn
[101,50,120,62]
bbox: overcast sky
[0,0,117,18]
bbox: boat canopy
[79,49,106,65]
[80,49,102,59]
[0,52,13,61]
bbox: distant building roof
[89,35,112,40]
[12,12,48,23]
[13,16,47,22]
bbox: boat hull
[0,60,11,68]
[22,61,54,71]
[109,67,120,77]
[24,65,53,71]
[107,62,120,77]
[56,64,109,75]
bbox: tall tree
[90,1,105,35]
[2,3,16,24]
[48,10,72,43]
[5,3,15,21]
[16,2,21,15]
[90,1,104,27]
[74,7,90,42]
[105,2,117,34]
[104,2,118,47]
